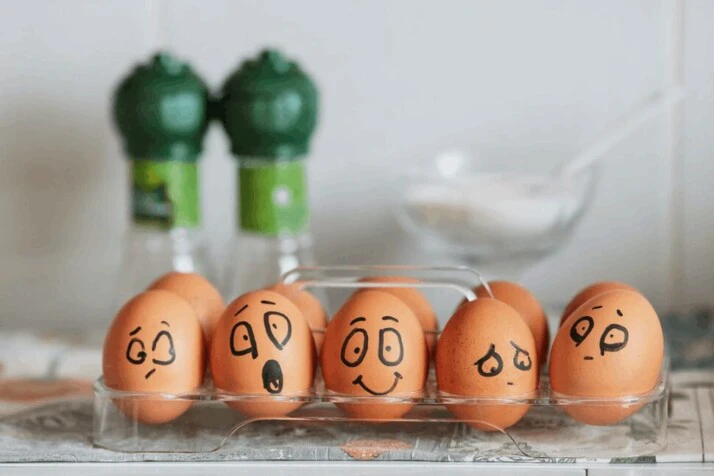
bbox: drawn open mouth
[352,372,403,396]
[262,359,284,394]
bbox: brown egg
[321,290,428,419]
[436,298,538,431]
[559,281,637,326]
[148,272,224,345]
[356,276,438,355]
[267,283,328,354]
[549,289,664,425]
[210,290,315,418]
[103,290,205,424]
[474,281,549,366]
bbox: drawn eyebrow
[350,317,366,326]
[129,326,141,336]
[616,309,623,316]
[160,320,170,327]
[260,300,276,305]
[382,316,399,323]
[592,306,603,310]
[234,304,249,316]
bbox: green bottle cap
[219,49,319,159]
[113,52,210,162]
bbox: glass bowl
[394,148,599,277]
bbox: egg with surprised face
[436,298,538,431]
[103,290,205,424]
[210,290,315,418]
[321,290,428,420]
[549,289,664,425]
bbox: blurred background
[0,0,711,332]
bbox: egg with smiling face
[436,298,538,431]
[549,289,664,425]
[210,290,316,418]
[321,290,429,420]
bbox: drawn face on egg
[340,315,408,395]
[321,291,428,400]
[210,290,315,418]
[227,297,296,394]
[566,304,630,362]
[124,320,177,380]
[473,340,533,386]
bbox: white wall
[0,0,709,331]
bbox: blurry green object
[219,48,320,298]
[663,309,714,371]
[113,52,210,161]
[219,49,318,159]
[109,51,214,314]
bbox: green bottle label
[131,160,200,229]
[239,161,308,236]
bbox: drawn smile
[352,372,403,396]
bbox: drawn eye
[126,338,146,365]
[151,330,176,365]
[378,328,404,366]
[264,312,292,350]
[475,344,503,377]
[230,321,257,359]
[510,341,532,371]
[341,328,368,367]
[570,316,594,347]
[599,324,629,356]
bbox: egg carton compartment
[94,266,668,459]
[92,362,669,459]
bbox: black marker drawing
[151,330,176,365]
[264,311,292,350]
[592,306,603,310]
[341,328,368,367]
[475,343,503,377]
[234,304,248,316]
[262,359,284,394]
[126,337,146,365]
[616,309,623,317]
[230,321,258,359]
[261,300,276,305]
[352,371,403,396]
[570,316,594,346]
[599,323,629,356]
[510,341,532,371]
[126,326,176,379]
[378,327,404,366]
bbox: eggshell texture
[549,289,664,425]
[210,290,315,418]
[267,283,328,354]
[559,281,637,326]
[321,290,428,419]
[103,290,205,424]
[474,281,549,365]
[356,276,438,355]
[148,272,224,345]
[436,298,538,431]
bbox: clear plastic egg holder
[93,265,669,459]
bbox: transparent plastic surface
[94,266,668,459]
